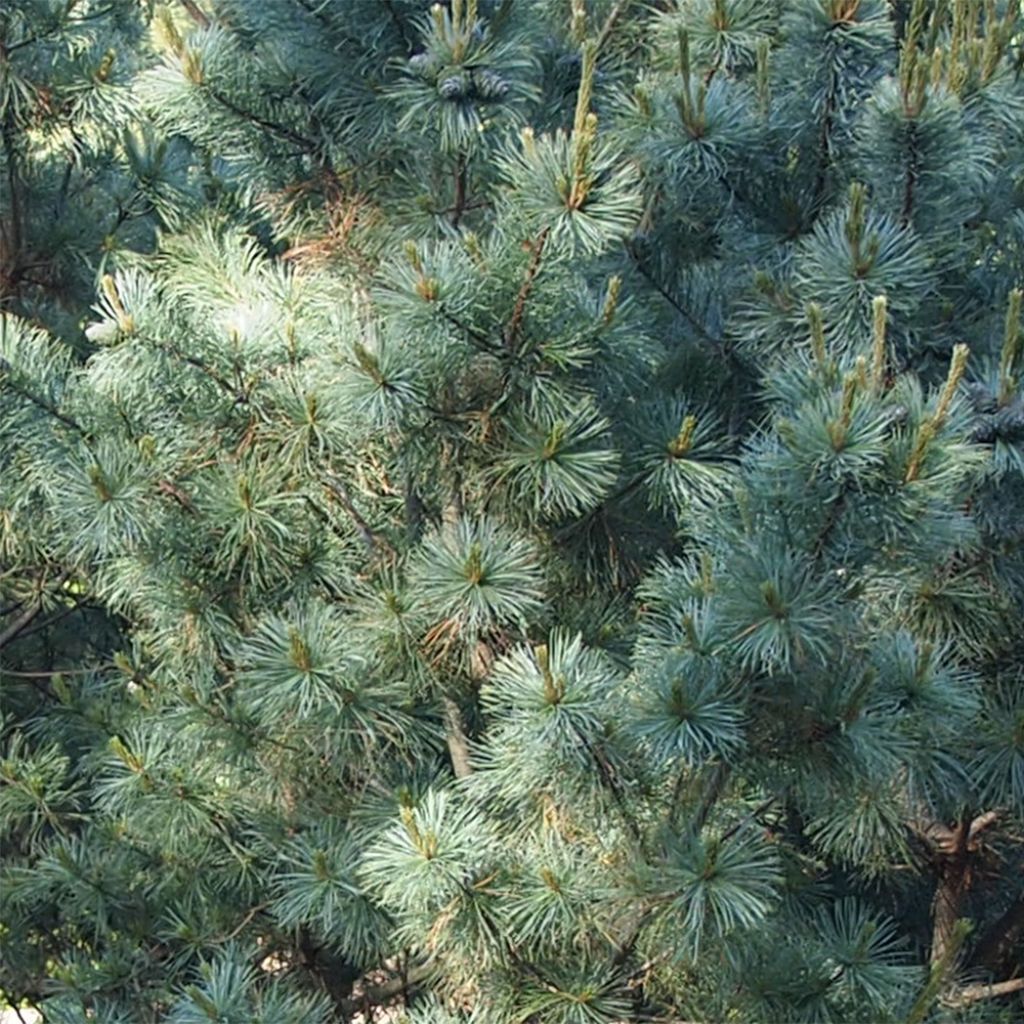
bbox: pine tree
[0,1,199,340]
[2,1,1024,1022]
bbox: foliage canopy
[2,1,1024,1022]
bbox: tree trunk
[930,817,970,968]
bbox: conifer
[2,2,1024,1021]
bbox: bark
[929,814,971,968]
[916,809,1002,969]
[504,228,549,351]
[1,116,25,304]
[442,694,473,778]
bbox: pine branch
[156,479,196,514]
[322,473,386,553]
[222,901,269,940]
[379,0,418,56]
[504,228,549,351]
[719,794,777,844]
[0,598,42,650]
[2,4,119,54]
[437,303,504,355]
[157,342,241,400]
[51,156,75,224]
[611,788,776,971]
[813,476,854,558]
[205,86,318,155]
[666,761,691,828]
[945,976,1024,1008]
[404,474,425,543]
[296,929,362,1010]
[563,710,642,843]
[0,568,73,650]
[611,903,658,966]
[0,375,85,433]
[177,0,210,28]
[594,0,633,56]
[1,598,86,646]
[625,242,724,348]
[904,919,971,1024]
[1,670,59,705]
[12,1004,36,1024]
[1,118,25,302]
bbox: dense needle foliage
[2,1,1024,1021]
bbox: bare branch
[968,809,1000,840]
[944,976,1024,1008]
[0,568,74,650]
[322,474,386,553]
[625,241,725,348]
[0,598,41,650]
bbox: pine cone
[477,69,509,100]
[439,75,466,100]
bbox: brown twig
[223,901,269,940]
[178,0,210,27]
[504,228,549,351]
